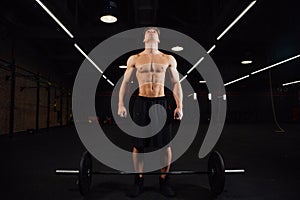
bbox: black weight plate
[208,151,225,195]
[79,151,92,196]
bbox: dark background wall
[0,38,72,135]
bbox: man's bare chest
[135,55,169,73]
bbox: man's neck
[144,42,159,54]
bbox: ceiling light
[107,79,114,86]
[208,93,212,100]
[100,0,118,23]
[199,81,206,83]
[207,45,216,54]
[223,94,226,100]
[193,93,197,100]
[100,15,117,23]
[224,75,250,86]
[119,65,127,69]
[179,75,187,82]
[217,1,256,41]
[74,43,114,86]
[251,54,300,75]
[35,0,74,38]
[187,57,204,74]
[74,43,103,74]
[282,80,300,86]
[241,60,252,64]
[180,1,256,83]
[187,93,197,100]
[171,46,183,51]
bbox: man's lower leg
[127,147,144,198]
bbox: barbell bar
[55,169,245,175]
[55,151,245,196]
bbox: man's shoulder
[127,54,139,62]
[161,53,176,63]
[129,53,142,59]
[159,52,174,59]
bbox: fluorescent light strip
[180,75,188,82]
[74,43,115,87]
[119,65,127,69]
[187,57,204,74]
[182,1,256,83]
[241,60,252,64]
[56,170,79,173]
[35,0,74,38]
[217,1,256,40]
[193,93,197,100]
[207,45,216,54]
[224,75,250,86]
[208,93,212,100]
[180,44,212,82]
[102,75,107,79]
[251,54,300,75]
[107,79,115,86]
[282,80,300,86]
[225,169,245,173]
[74,43,103,74]
[199,81,206,83]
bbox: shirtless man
[118,27,183,197]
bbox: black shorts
[131,96,172,149]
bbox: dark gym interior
[0,0,299,199]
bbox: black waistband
[137,95,166,101]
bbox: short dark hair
[144,27,160,36]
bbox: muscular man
[118,27,183,197]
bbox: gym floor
[1,123,299,200]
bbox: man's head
[143,27,160,43]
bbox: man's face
[143,28,160,43]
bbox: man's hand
[174,107,183,120]
[118,105,127,118]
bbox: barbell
[55,150,245,196]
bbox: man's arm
[168,55,183,120]
[118,55,136,117]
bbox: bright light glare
[100,15,117,23]
[107,79,115,86]
[35,0,74,38]
[187,57,204,74]
[241,60,252,64]
[251,54,300,75]
[180,75,188,82]
[282,80,300,86]
[207,45,216,54]
[225,169,245,173]
[224,75,250,86]
[56,170,79,173]
[217,1,256,40]
[171,46,184,51]
[74,43,103,74]
[193,93,197,100]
